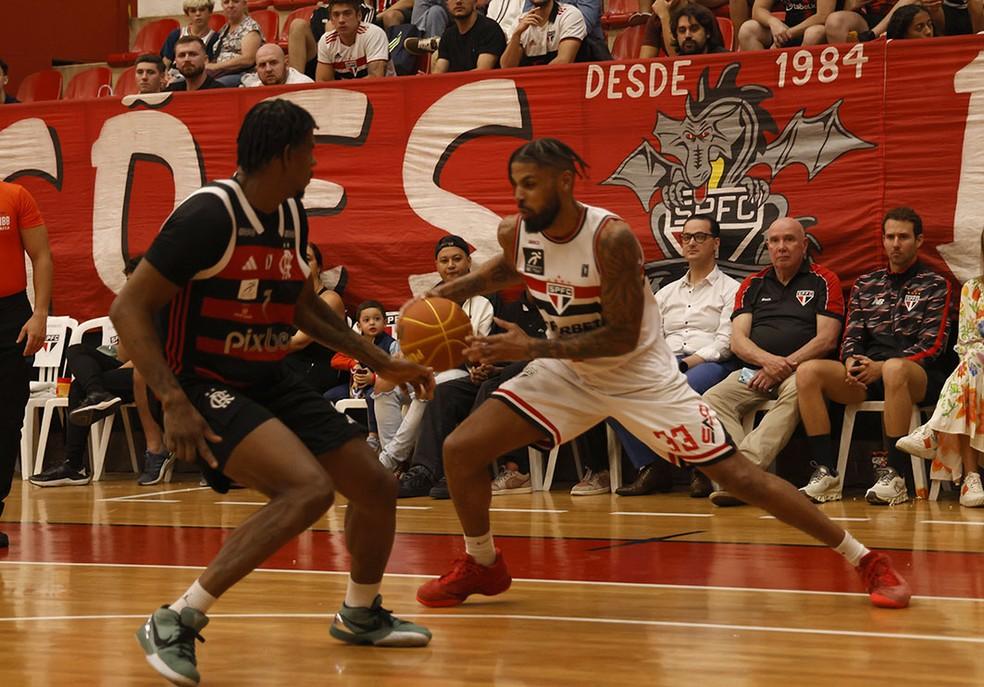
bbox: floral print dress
[924,277,984,481]
[215,16,263,65]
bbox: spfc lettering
[547,283,574,314]
[524,247,545,276]
[904,294,920,311]
[796,290,815,306]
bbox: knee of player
[290,473,336,516]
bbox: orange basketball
[397,298,473,371]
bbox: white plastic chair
[836,402,936,499]
[31,317,139,481]
[20,316,77,479]
[529,425,626,493]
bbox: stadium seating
[106,18,179,67]
[273,0,317,9]
[64,67,114,100]
[718,16,734,51]
[611,24,647,60]
[277,4,318,49]
[210,13,228,31]
[15,70,63,103]
[601,0,649,30]
[250,9,281,43]
[114,66,139,97]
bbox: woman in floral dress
[899,231,984,507]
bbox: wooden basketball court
[1,476,982,686]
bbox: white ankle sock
[464,532,496,566]
[170,579,217,614]
[834,532,870,567]
[344,579,381,608]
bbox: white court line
[921,520,984,527]
[5,559,981,604]
[106,499,180,504]
[489,508,567,514]
[760,516,871,522]
[0,610,979,645]
[611,511,713,518]
[331,505,433,511]
[98,486,211,502]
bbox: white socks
[344,578,381,609]
[834,532,870,567]
[464,532,496,567]
[170,579,217,615]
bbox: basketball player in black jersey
[112,100,436,687]
[412,138,912,614]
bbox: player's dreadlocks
[508,138,589,179]
[237,99,317,174]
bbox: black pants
[63,343,134,471]
[0,292,32,519]
[413,361,530,480]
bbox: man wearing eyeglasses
[613,215,740,497]
[701,216,844,506]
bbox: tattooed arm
[426,217,526,303]
[467,219,645,364]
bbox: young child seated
[325,300,399,450]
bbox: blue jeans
[611,357,738,470]
[410,0,448,37]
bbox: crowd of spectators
[3,0,979,103]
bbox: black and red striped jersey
[144,179,310,388]
[840,262,953,365]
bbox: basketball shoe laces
[440,555,487,586]
[167,620,206,664]
[861,555,901,594]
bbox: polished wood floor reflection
[2,475,983,686]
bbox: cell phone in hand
[737,367,756,385]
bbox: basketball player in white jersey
[412,138,912,610]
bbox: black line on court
[585,530,706,551]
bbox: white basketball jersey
[513,203,677,390]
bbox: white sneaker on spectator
[896,423,937,459]
[800,463,842,503]
[491,468,531,495]
[865,467,910,506]
[960,472,984,507]
[570,469,610,496]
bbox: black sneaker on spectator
[398,465,433,498]
[429,476,450,500]
[0,531,7,548]
[137,450,176,486]
[30,461,91,487]
[69,390,122,427]
[404,36,440,55]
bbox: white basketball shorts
[492,358,735,467]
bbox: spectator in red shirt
[0,181,53,548]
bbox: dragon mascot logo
[603,62,874,288]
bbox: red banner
[1,36,983,321]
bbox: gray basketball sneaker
[135,605,208,686]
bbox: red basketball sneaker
[416,550,512,607]
[856,551,911,609]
